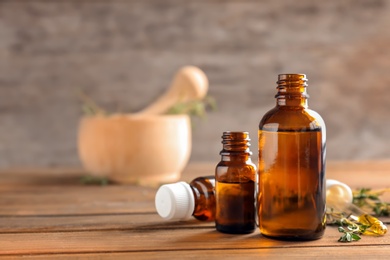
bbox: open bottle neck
[220,131,252,162]
[275,74,309,108]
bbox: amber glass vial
[215,131,256,234]
[258,74,326,240]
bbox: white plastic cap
[155,182,195,220]
[326,179,353,210]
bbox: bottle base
[216,223,256,234]
[260,229,325,241]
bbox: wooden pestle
[135,66,208,116]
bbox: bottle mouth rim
[222,131,249,135]
[277,74,308,87]
[278,73,307,79]
[221,131,251,141]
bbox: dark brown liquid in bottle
[258,74,326,240]
[191,176,216,221]
[215,180,255,233]
[215,131,256,234]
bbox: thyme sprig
[338,226,362,242]
[353,188,390,217]
[327,210,367,242]
[78,90,217,120]
[80,175,109,186]
[77,90,106,116]
[166,96,217,119]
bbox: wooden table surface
[1,161,390,259]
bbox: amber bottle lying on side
[155,176,216,221]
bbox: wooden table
[1,161,390,259]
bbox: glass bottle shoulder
[215,159,256,182]
[259,106,325,132]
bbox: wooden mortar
[78,114,191,186]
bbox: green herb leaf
[166,95,217,119]
[337,228,361,243]
[77,90,106,116]
[345,232,352,242]
[80,176,109,186]
[351,233,361,241]
[352,188,390,217]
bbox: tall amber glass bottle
[258,74,326,240]
[215,131,256,234]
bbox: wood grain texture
[0,226,389,256]
[0,185,157,215]
[0,162,389,257]
[0,214,214,233]
[3,247,390,260]
[0,213,387,234]
[1,0,390,168]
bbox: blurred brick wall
[1,0,390,167]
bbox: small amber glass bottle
[258,74,326,240]
[215,131,256,234]
[155,176,215,221]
